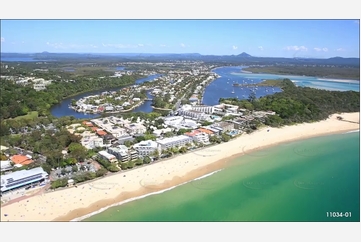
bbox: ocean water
[203,66,360,106]
[83,131,360,222]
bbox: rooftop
[11,155,34,165]
[1,167,47,185]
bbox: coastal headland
[1,112,359,222]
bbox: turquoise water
[83,132,360,222]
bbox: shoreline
[1,112,359,222]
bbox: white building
[107,146,129,162]
[191,105,214,114]
[81,136,104,149]
[98,150,117,163]
[1,167,48,193]
[33,83,46,91]
[133,140,160,156]
[184,130,210,144]
[125,123,146,135]
[156,135,193,151]
[1,160,13,172]
[178,109,208,120]
[163,116,184,126]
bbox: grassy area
[257,79,285,87]
[12,111,38,121]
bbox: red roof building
[82,121,94,127]
[11,155,34,165]
[96,130,107,136]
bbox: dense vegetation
[220,79,360,127]
[0,74,139,119]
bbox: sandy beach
[1,112,359,222]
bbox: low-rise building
[184,130,210,144]
[107,146,129,162]
[1,160,13,172]
[1,167,49,193]
[191,105,214,114]
[124,123,146,135]
[213,121,234,133]
[81,136,104,149]
[117,135,135,145]
[98,150,117,163]
[11,155,34,166]
[129,150,138,161]
[156,135,193,151]
[133,140,160,156]
[230,118,248,129]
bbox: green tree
[221,133,231,142]
[143,156,151,164]
[72,165,79,173]
[96,168,108,177]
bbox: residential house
[11,155,34,166]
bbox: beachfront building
[156,135,193,151]
[0,167,49,193]
[129,150,138,161]
[98,151,117,163]
[107,146,129,162]
[230,118,248,129]
[184,130,210,144]
[133,140,160,156]
[214,121,234,132]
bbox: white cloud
[232,45,238,50]
[180,43,186,48]
[285,45,308,51]
[1,37,5,42]
[337,48,346,51]
[314,47,328,52]
[138,44,144,47]
[258,46,263,51]
[160,44,166,47]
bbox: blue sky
[1,20,359,58]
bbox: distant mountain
[1,52,359,67]
[237,52,252,58]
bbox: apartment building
[124,123,147,135]
[133,140,160,156]
[98,150,117,163]
[107,145,129,162]
[191,105,214,114]
[156,135,193,151]
[184,130,210,144]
